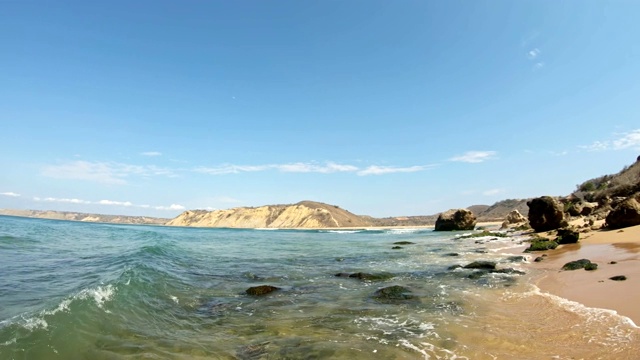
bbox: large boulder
[505,210,527,224]
[527,196,565,232]
[434,209,477,231]
[606,196,640,229]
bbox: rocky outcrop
[505,210,527,224]
[527,196,565,232]
[605,195,640,229]
[434,209,477,231]
[166,201,373,229]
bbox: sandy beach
[530,224,640,326]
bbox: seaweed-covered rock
[506,255,527,263]
[391,246,403,250]
[606,196,640,229]
[561,259,595,271]
[610,275,627,281]
[527,196,565,232]
[373,285,414,301]
[584,263,598,271]
[556,228,580,244]
[246,285,280,296]
[393,241,415,245]
[434,209,477,231]
[463,261,497,270]
[534,256,544,262]
[524,240,558,252]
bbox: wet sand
[531,224,640,325]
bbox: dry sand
[532,224,640,325]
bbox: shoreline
[525,224,640,326]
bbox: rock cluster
[606,196,640,229]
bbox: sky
[1,1,640,218]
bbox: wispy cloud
[195,162,360,175]
[154,204,185,211]
[580,129,640,151]
[357,165,431,176]
[141,151,162,157]
[0,192,21,197]
[482,188,504,196]
[527,48,540,59]
[533,62,544,70]
[33,196,184,211]
[450,151,497,163]
[97,199,133,207]
[41,161,177,184]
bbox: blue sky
[1,1,639,218]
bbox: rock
[561,259,595,271]
[448,265,462,270]
[581,202,598,216]
[606,196,640,229]
[506,256,527,263]
[527,196,565,232]
[444,252,460,257]
[434,209,477,231]
[491,268,526,275]
[373,285,414,301]
[393,241,415,245]
[463,261,497,270]
[534,256,544,262]
[236,342,270,359]
[246,285,280,296]
[506,210,527,224]
[336,272,394,281]
[524,240,558,252]
[610,275,627,281]
[392,246,403,250]
[556,228,580,244]
[585,263,598,271]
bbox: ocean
[0,215,638,359]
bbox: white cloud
[533,62,544,70]
[41,160,176,184]
[98,199,133,207]
[155,204,185,211]
[449,151,497,163]
[357,165,429,176]
[196,162,359,175]
[482,188,504,196]
[580,129,640,152]
[527,48,540,59]
[276,162,359,173]
[0,192,20,197]
[612,129,640,150]
[38,197,92,204]
[141,151,162,157]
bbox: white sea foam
[385,228,423,234]
[0,338,16,346]
[75,284,116,308]
[170,296,179,304]
[324,230,362,234]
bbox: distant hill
[0,209,169,225]
[473,199,530,221]
[166,200,373,228]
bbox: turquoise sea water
[1,215,638,359]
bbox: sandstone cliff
[165,201,373,228]
[0,209,169,225]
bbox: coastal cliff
[165,201,373,228]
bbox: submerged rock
[335,272,394,281]
[506,255,527,263]
[392,246,403,249]
[373,285,414,301]
[463,261,497,270]
[561,259,596,271]
[236,341,270,360]
[527,196,565,232]
[393,241,415,245]
[246,285,280,296]
[434,209,477,231]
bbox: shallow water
[0,215,638,359]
